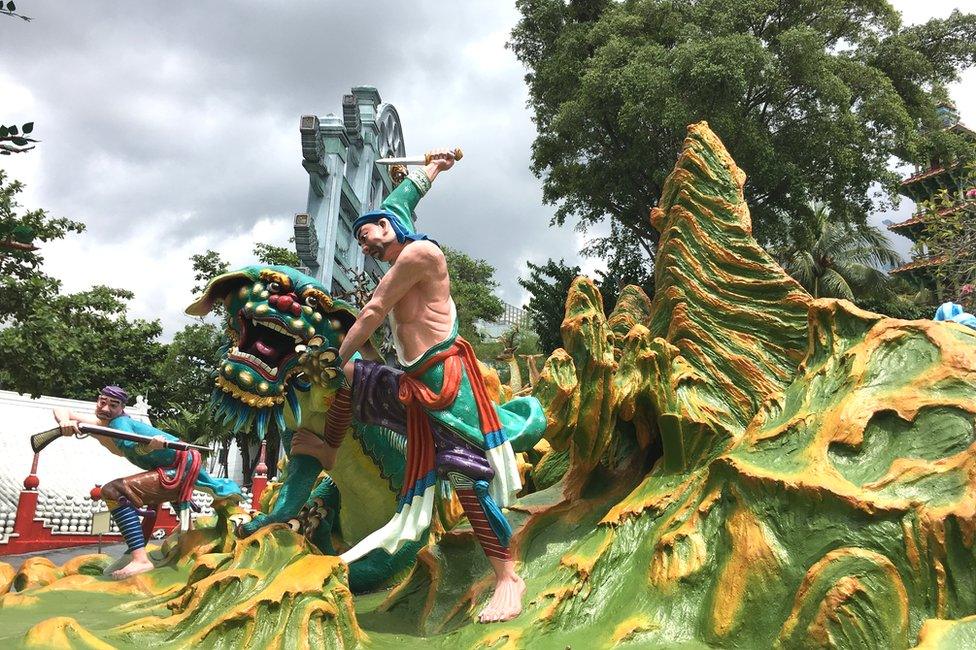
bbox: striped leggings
[448,472,510,561]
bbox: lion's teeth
[252,318,304,342]
[228,350,276,375]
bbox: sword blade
[376,149,462,166]
[375,156,426,165]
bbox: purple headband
[100,385,129,404]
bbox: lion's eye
[305,295,319,308]
[268,281,282,293]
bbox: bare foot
[111,557,154,580]
[478,573,526,623]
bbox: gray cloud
[2,1,580,320]
[1,0,971,339]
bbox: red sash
[157,449,202,507]
[396,337,501,498]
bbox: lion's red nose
[268,293,301,316]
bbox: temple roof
[890,255,947,275]
[899,117,976,188]
[900,164,955,187]
[888,200,975,233]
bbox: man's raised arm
[422,148,455,182]
[378,149,455,232]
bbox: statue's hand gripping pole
[375,147,463,166]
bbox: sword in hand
[375,147,463,166]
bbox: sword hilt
[425,148,463,165]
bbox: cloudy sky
[2,1,974,338]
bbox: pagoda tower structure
[888,101,976,298]
[292,86,406,301]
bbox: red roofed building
[889,101,976,298]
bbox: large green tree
[510,1,976,256]
[0,171,84,320]
[0,174,164,399]
[0,285,166,399]
[151,322,226,421]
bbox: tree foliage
[510,0,976,257]
[519,258,581,355]
[775,203,902,300]
[443,245,505,341]
[2,6,36,153]
[163,250,233,424]
[860,275,935,320]
[190,250,230,299]
[587,221,655,314]
[253,241,302,268]
[0,121,38,154]
[0,171,84,279]
[0,0,30,22]
[519,252,654,356]
[0,285,166,399]
[150,323,225,422]
[0,175,164,399]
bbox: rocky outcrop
[2,122,974,649]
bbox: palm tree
[776,203,903,301]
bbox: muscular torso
[390,241,454,362]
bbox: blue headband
[353,209,411,243]
[352,210,438,247]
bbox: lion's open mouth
[229,312,307,380]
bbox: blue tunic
[107,415,243,501]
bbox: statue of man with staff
[53,385,242,578]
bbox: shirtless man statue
[312,149,545,622]
[53,385,242,578]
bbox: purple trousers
[352,359,494,482]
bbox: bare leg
[452,480,525,623]
[103,488,156,580]
[111,547,155,579]
[478,555,526,623]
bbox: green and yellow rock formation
[1,122,974,648]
